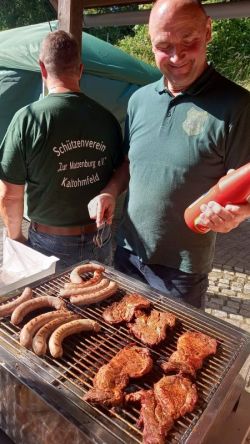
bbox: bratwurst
[60,278,110,298]
[70,281,118,305]
[70,263,105,284]
[11,296,66,325]
[63,271,103,290]
[48,319,101,358]
[0,287,33,317]
[32,313,81,356]
[19,310,69,349]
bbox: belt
[30,221,97,236]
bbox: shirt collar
[154,63,216,97]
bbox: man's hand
[88,193,116,228]
[198,201,250,233]
[15,234,27,244]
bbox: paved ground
[213,218,250,273]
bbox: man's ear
[206,17,212,44]
[39,60,48,79]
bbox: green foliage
[116,18,250,85]
[0,0,55,30]
[207,19,250,83]
[117,25,155,66]
[85,5,138,45]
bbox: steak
[84,345,153,406]
[128,309,176,346]
[103,293,151,324]
[161,331,217,377]
[126,375,198,444]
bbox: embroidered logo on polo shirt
[182,107,208,136]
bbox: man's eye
[157,45,171,52]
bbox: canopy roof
[0,20,159,86]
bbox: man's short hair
[39,30,81,76]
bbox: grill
[0,261,250,444]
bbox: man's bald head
[148,0,211,94]
[149,0,208,33]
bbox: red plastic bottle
[184,163,250,234]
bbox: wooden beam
[49,0,58,11]
[57,0,84,55]
[49,0,153,11]
[82,0,152,6]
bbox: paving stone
[241,324,250,333]
[229,314,243,321]
[226,319,241,327]
[212,310,227,318]
[221,289,237,297]
[210,297,225,304]
[239,309,250,317]
[226,301,240,309]
[244,284,250,293]
[223,306,238,314]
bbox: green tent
[0,21,160,141]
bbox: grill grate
[0,263,250,444]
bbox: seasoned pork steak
[128,309,176,346]
[161,331,217,377]
[84,345,153,406]
[103,293,151,324]
[126,375,198,444]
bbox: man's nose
[169,45,185,62]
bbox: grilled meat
[84,345,153,406]
[161,331,217,377]
[103,293,151,324]
[128,309,176,346]
[126,375,198,444]
[127,389,174,444]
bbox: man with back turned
[0,30,123,271]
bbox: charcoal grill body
[0,262,250,444]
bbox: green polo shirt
[117,65,250,273]
[0,92,123,226]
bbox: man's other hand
[88,193,116,228]
[198,201,250,233]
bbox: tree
[85,5,138,45]
[0,0,55,30]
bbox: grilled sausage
[60,278,110,298]
[63,271,103,290]
[11,296,66,325]
[70,281,118,306]
[0,287,33,317]
[48,319,101,358]
[70,263,105,284]
[19,310,70,349]
[32,313,81,356]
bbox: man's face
[149,5,211,93]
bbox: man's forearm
[101,158,130,199]
[0,181,25,240]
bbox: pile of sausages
[59,263,118,305]
[0,287,100,358]
[0,263,120,359]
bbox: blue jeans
[114,246,208,309]
[28,225,112,273]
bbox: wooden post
[58,0,84,57]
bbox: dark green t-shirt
[0,92,123,226]
[117,65,250,274]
